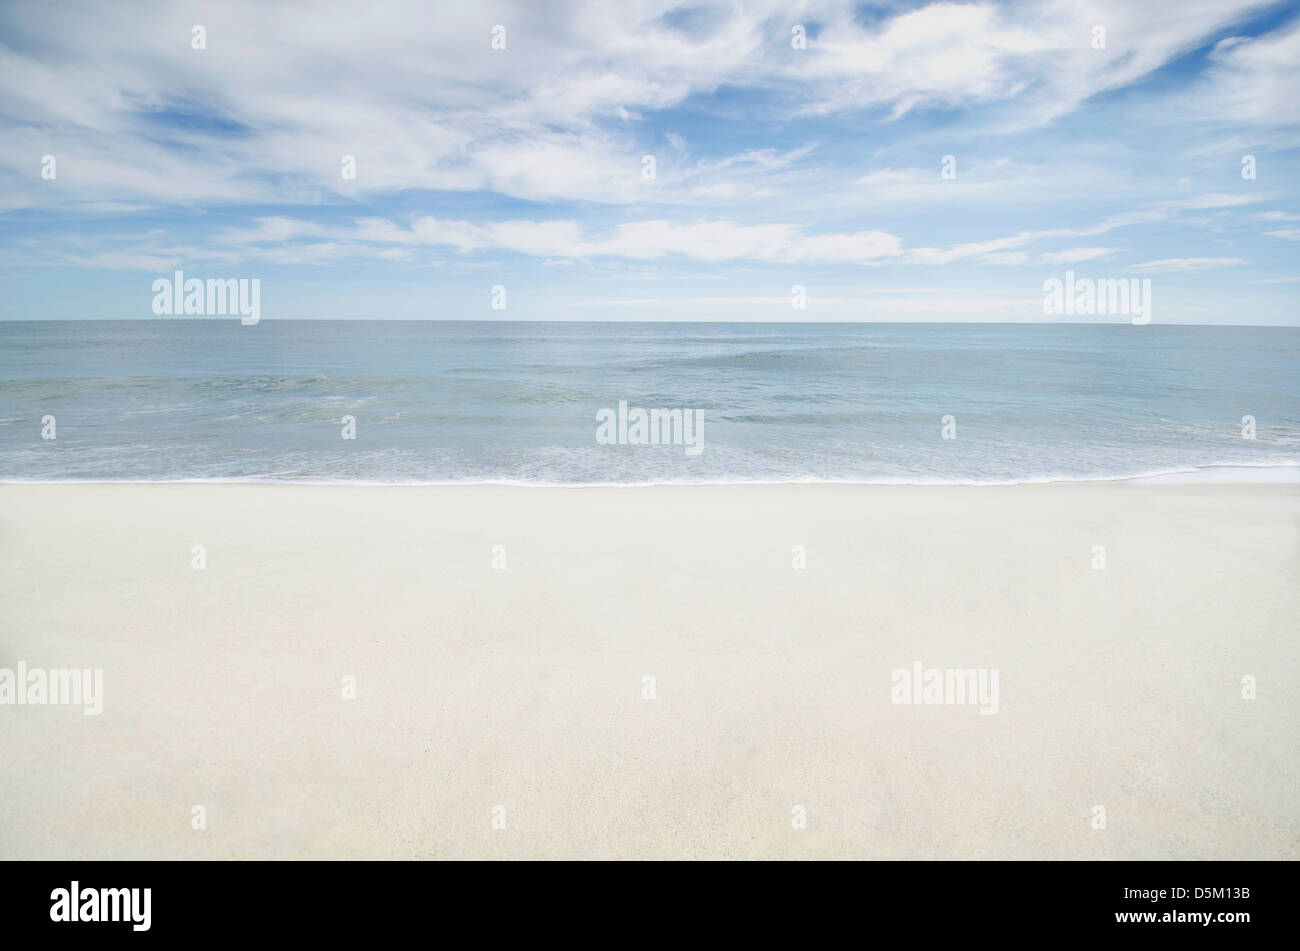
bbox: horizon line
[3,317,1299,328]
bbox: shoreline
[2,462,1298,488]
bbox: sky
[1,0,1298,323]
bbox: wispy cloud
[1130,257,1249,272]
[1040,248,1120,264]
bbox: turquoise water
[1,320,1297,484]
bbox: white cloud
[908,194,1267,267]
[790,0,1278,128]
[909,233,1035,265]
[1130,257,1248,272]
[0,0,1282,213]
[1040,247,1118,264]
[196,214,903,266]
[1197,18,1300,127]
[65,184,1274,272]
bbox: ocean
[2,320,1297,484]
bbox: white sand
[1,483,1296,859]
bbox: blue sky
[1,0,1298,323]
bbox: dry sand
[1,483,1296,859]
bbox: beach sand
[1,483,1296,859]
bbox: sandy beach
[1,482,1296,860]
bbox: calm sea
[2,320,1297,484]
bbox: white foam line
[3,463,1298,488]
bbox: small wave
[5,462,1297,488]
